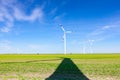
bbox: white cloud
[0,21,13,32]
[91,25,111,36]
[53,13,66,22]
[0,0,44,33]
[89,22,120,41]
[0,5,14,32]
[0,13,4,21]
[91,23,120,36]
[102,25,111,30]
[1,0,17,6]
[14,7,43,21]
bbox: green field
[0,54,120,80]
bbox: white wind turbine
[89,40,94,54]
[59,24,71,54]
[83,44,86,54]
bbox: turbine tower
[83,44,86,54]
[59,24,71,54]
[89,40,94,54]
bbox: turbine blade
[61,26,65,32]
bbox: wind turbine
[83,44,86,54]
[59,24,71,54]
[88,40,94,54]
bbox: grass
[0,54,120,80]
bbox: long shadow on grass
[46,58,89,80]
[26,59,62,63]
[0,59,62,64]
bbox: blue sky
[0,0,120,53]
